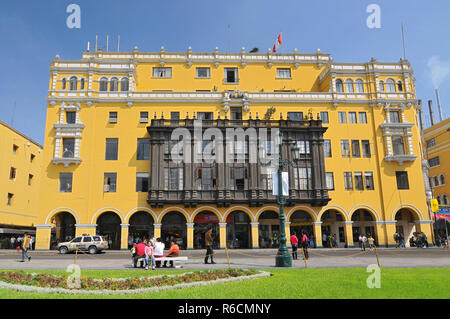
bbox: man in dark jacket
[204,225,216,264]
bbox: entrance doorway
[395,209,419,247]
[290,210,314,245]
[50,212,76,249]
[193,212,219,249]
[226,211,251,248]
[129,211,154,247]
[321,210,346,248]
[258,211,280,248]
[161,212,187,250]
[96,212,122,250]
[351,209,377,245]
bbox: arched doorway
[395,209,420,247]
[193,211,219,249]
[129,211,154,247]
[258,211,280,248]
[161,211,187,250]
[226,211,251,249]
[321,210,346,248]
[290,210,314,243]
[96,212,122,250]
[351,209,377,245]
[50,212,76,249]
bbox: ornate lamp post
[275,130,300,267]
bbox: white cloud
[427,56,450,89]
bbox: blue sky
[0,0,449,144]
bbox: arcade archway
[320,210,346,248]
[96,211,122,250]
[161,211,187,250]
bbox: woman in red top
[290,232,298,260]
[301,232,309,260]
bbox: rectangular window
[62,138,75,158]
[231,167,249,191]
[196,167,215,190]
[295,167,312,190]
[296,140,310,154]
[196,67,210,78]
[197,112,213,120]
[338,112,347,124]
[9,167,16,180]
[396,171,409,190]
[426,138,436,148]
[326,172,334,190]
[105,138,118,160]
[262,167,274,190]
[153,67,172,78]
[354,172,364,190]
[349,112,357,124]
[164,167,184,190]
[344,172,353,190]
[362,140,371,158]
[390,111,401,123]
[171,112,180,120]
[230,107,242,120]
[224,68,238,83]
[341,140,350,157]
[7,193,13,206]
[28,174,33,186]
[66,111,76,124]
[12,144,18,154]
[359,112,367,124]
[137,139,150,160]
[288,112,303,121]
[109,112,118,123]
[60,173,73,193]
[320,112,329,124]
[365,172,374,190]
[136,173,149,192]
[392,136,405,156]
[323,140,332,158]
[276,68,291,79]
[351,140,361,157]
[140,112,149,123]
[104,173,117,192]
[428,156,440,167]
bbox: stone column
[344,221,354,248]
[250,222,259,249]
[285,222,291,247]
[219,223,227,249]
[120,224,129,250]
[154,223,162,240]
[384,221,398,247]
[186,223,194,250]
[35,224,52,250]
[375,222,387,247]
[313,221,323,248]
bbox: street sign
[431,198,439,213]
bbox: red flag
[273,33,282,53]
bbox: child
[145,241,155,270]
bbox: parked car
[57,235,108,254]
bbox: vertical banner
[272,172,289,196]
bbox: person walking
[301,231,309,260]
[358,234,364,250]
[362,234,367,251]
[163,240,180,268]
[290,232,298,260]
[368,235,375,251]
[20,233,31,262]
[204,225,216,264]
[394,232,399,248]
[10,236,16,249]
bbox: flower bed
[0,269,271,295]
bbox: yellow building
[423,117,450,236]
[35,47,434,250]
[0,120,43,245]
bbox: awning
[0,228,36,235]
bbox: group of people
[435,233,449,248]
[358,234,376,251]
[322,233,338,248]
[290,231,309,260]
[393,232,406,248]
[409,232,429,248]
[131,237,179,269]
[9,234,35,250]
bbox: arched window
[437,196,441,205]
[397,81,403,92]
[444,195,449,205]
[99,77,108,91]
[378,80,385,92]
[62,78,67,90]
[80,78,85,90]
[121,77,129,92]
[386,79,396,92]
[355,79,364,93]
[110,77,118,91]
[345,79,354,93]
[336,79,344,93]
[69,76,78,91]
[440,174,445,185]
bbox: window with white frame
[196,67,211,78]
[294,167,312,190]
[326,172,334,190]
[386,79,396,92]
[153,67,172,78]
[355,79,364,93]
[276,68,291,79]
[345,79,354,93]
[392,136,405,155]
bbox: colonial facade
[35,47,433,250]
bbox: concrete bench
[135,256,188,269]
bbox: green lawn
[0,268,448,299]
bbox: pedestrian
[30,236,35,250]
[153,237,165,268]
[20,233,31,262]
[362,234,367,251]
[204,225,216,264]
[358,234,364,250]
[322,233,327,248]
[145,241,155,270]
[368,235,375,251]
[394,232,399,248]
[399,233,405,248]
[130,243,136,267]
[133,240,146,268]
[422,233,429,248]
[10,236,16,249]
[163,240,180,268]
[290,232,298,260]
[301,231,309,260]
[128,235,133,249]
[332,234,337,248]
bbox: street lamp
[275,133,300,267]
